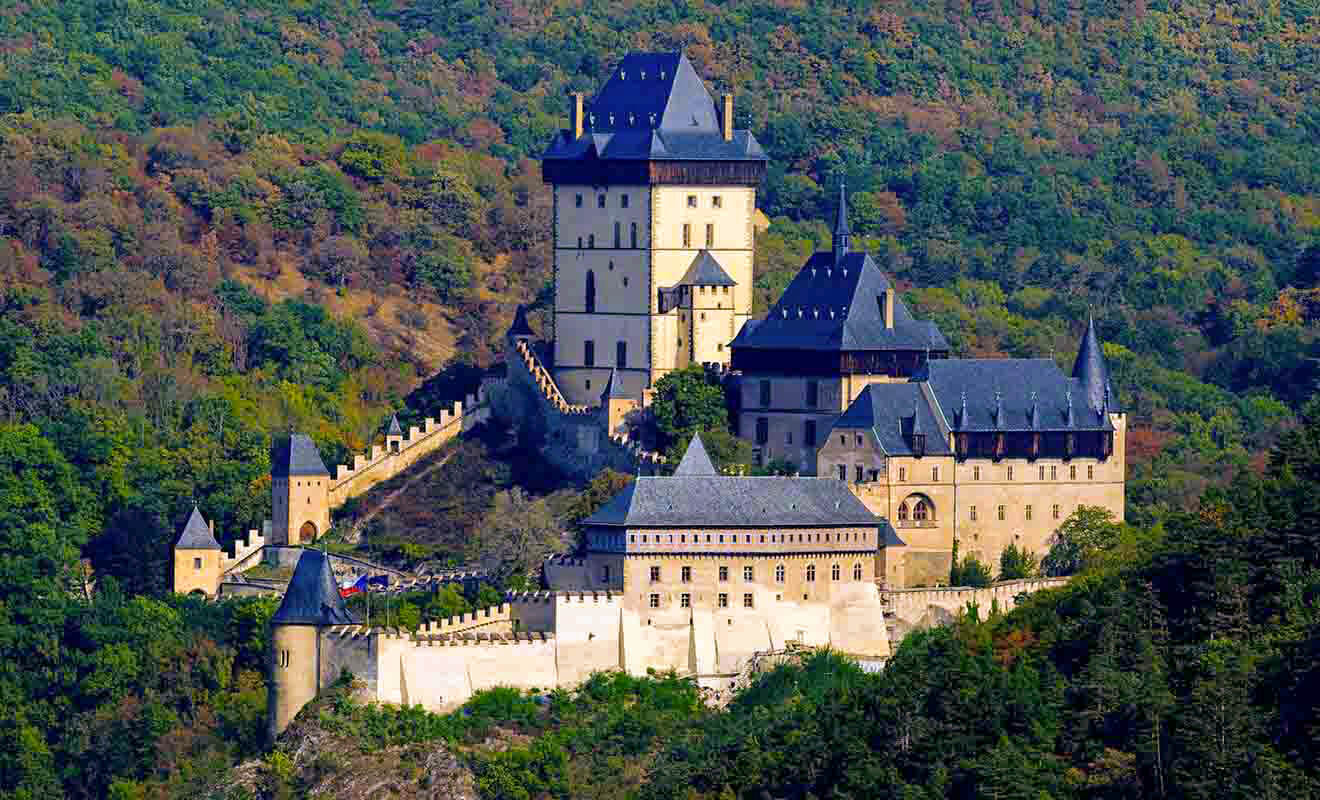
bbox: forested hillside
[0,1,1317,797]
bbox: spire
[673,432,717,476]
[387,414,403,436]
[507,303,535,339]
[1029,391,1040,430]
[833,179,851,266]
[600,367,629,401]
[175,505,221,550]
[1071,315,1111,412]
[271,550,357,626]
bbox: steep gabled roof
[916,359,1113,431]
[271,434,330,477]
[387,414,403,436]
[582,475,879,528]
[673,432,718,476]
[271,550,358,626]
[831,383,953,456]
[175,505,221,550]
[677,251,737,287]
[730,251,948,352]
[1071,316,1114,412]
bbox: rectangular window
[743,566,753,581]
[1051,465,1058,480]
[837,465,846,481]
[682,224,691,247]
[681,566,692,583]
[601,566,611,582]
[973,465,980,481]
[719,566,728,582]
[759,380,771,407]
[193,557,202,569]
[1070,465,1077,480]
[998,505,1006,521]
[899,467,907,482]
[687,195,697,208]
[932,466,940,481]
[649,566,660,583]
[785,430,793,445]
[970,506,977,521]
[1053,504,1061,519]
[705,223,714,247]
[1026,505,1033,521]
[575,194,583,208]
[584,340,595,367]
[597,194,606,208]
[680,593,691,608]
[1088,465,1094,480]
[621,194,629,208]
[718,593,729,608]
[855,465,864,483]
[712,195,722,208]
[1007,466,1014,481]
[755,417,769,445]
[804,420,817,446]
[856,434,863,446]
[649,594,660,608]
[806,380,819,408]
[743,593,754,608]
[1039,465,1046,481]
[617,340,627,368]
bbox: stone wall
[881,577,1068,641]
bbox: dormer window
[641,70,646,79]
[620,71,626,80]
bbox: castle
[168,51,1126,736]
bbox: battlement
[416,603,512,636]
[221,527,266,574]
[505,590,557,603]
[608,432,665,464]
[511,339,592,416]
[544,554,585,567]
[411,631,555,647]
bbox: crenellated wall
[881,577,1068,640]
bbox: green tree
[1042,506,1122,576]
[650,366,729,450]
[998,543,1038,581]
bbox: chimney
[570,92,584,139]
[885,290,895,330]
[722,93,733,142]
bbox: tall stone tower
[542,52,768,405]
[267,549,356,739]
[271,434,331,546]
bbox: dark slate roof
[583,475,879,528]
[271,434,330,477]
[677,251,737,287]
[600,368,629,401]
[916,359,1113,431]
[673,433,717,476]
[387,414,403,436]
[881,520,906,548]
[271,550,358,626]
[507,304,535,338]
[175,505,221,550]
[831,383,953,456]
[730,251,948,352]
[543,52,766,162]
[1071,316,1114,412]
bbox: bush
[950,555,992,587]
[998,543,1038,580]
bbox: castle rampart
[881,577,1068,639]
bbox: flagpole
[367,580,371,628]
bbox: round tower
[267,549,357,739]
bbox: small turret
[173,505,223,596]
[599,367,638,436]
[1071,315,1112,413]
[833,180,851,267]
[386,413,404,453]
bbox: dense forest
[0,0,1317,797]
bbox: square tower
[542,53,767,405]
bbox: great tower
[542,53,767,405]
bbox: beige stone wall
[173,548,221,596]
[375,633,561,712]
[617,526,881,558]
[682,296,736,368]
[272,475,330,546]
[883,578,1068,640]
[268,624,320,738]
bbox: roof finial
[1065,390,1075,427]
[833,177,851,267]
[1029,391,1040,430]
[911,397,924,436]
[993,390,1003,428]
[959,390,968,429]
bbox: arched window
[897,502,909,521]
[853,563,863,581]
[831,563,840,581]
[630,222,638,248]
[585,270,596,313]
[806,564,816,582]
[775,564,785,583]
[913,500,929,521]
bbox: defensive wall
[880,577,1069,640]
[494,336,663,480]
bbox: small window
[687,195,698,208]
[621,194,629,208]
[743,593,754,608]
[831,564,841,581]
[712,195,722,208]
[998,505,1006,521]
[1008,466,1014,481]
[718,593,729,608]
[601,565,611,582]
[1053,504,1061,519]
[630,222,638,248]
[743,566,753,581]
[759,380,771,407]
[584,340,595,367]
[899,467,907,482]
[855,465,864,483]
[806,380,819,408]
[932,466,939,481]
[756,417,768,445]
[681,566,692,583]
[614,221,621,248]
[970,505,977,521]
[898,502,909,521]
[588,234,595,248]
[577,236,583,248]
[575,194,583,208]
[705,223,714,248]
[649,566,661,582]
[1088,465,1095,480]
[837,465,846,481]
[617,340,627,368]
[806,564,816,582]
[775,564,785,582]
[649,594,660,608]
[1070,465,1077,480]
[585,379,591,390]
[597,194,606,208]
[853,563,863,581]
[973,465,981,481]
[804,420,817,446]
[1039,465,1046,481]
[1026,505,1033,521]
[193,557,202,570]
[719,566,728,582]
[856,433,863,446]
[1051,465,1058,480]
[682,224,691,247]
[786,431,793,445]
[680,593,691,608]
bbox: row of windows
[630,530,870,545]
[651,592,754,609]
[968,503,1066,521]
[650,563,865,583]
[971,464,1095,481]
[756,380,821,409]
[681,223,716,249]
[581,340,627,368]
[572,193,725,210]
[576,222,639,249]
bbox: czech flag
[339,575,366,598]
[367,574,390,589]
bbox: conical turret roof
[175,505,221,550]
[387,414,403,436]
[833,180,851,264]
[507,304,535,338]
[673,432,717,476]
[271,550,357,626]
[1071,316,1111,412]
